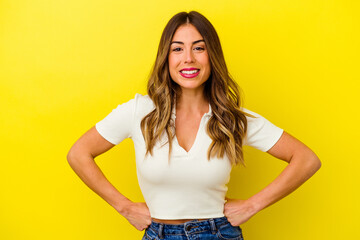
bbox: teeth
[181,69,199,74]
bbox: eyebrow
[170,39,205,45]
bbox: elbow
[307,153,322,175]
[67,146,81,166]
[66,146,93,167]
[292,150,322,175]
[314,156,322,171]
[66,149,76,166]
[309,149,321,170]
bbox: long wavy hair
[140,11,253,166]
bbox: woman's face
[168,24,211,92]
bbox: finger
[146,218,152,226]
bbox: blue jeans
[142,216,244,240]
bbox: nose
[183,48,195,63]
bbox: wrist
[114,198,133,216]
[245,198,262,215]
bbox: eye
[195,47,205,51]
[172,47,182,52]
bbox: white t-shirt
[95,93,283,219]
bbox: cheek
[201,59,211,73]
[168,58,177,80]
[199,54,210,67]
[168,57,177,72]
[168,53,177,62]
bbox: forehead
[171,24,203,42]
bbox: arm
[224,131,321,226]
[67,126,151,231]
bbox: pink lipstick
[179,68,200,78]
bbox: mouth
[179,69,200,78]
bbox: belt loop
[158,223,164,239]
[209,218,217,234]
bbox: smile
[179,69,200,78]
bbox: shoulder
[102,93,154,119]
[240,106,278,128]
[133,93,153,106]
[240,107,262,124]
[94,93,155,143]
[132,93,155,117]
[240,107,284,152]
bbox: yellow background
[1,0,359,239]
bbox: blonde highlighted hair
[140,11,253,166]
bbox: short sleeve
[95,94,139,145]
[242,108,284,152]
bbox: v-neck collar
[171,98,212,156]
[171,98,212,121]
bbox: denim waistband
[148,216,230,238]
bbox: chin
[179,82,205,90]
[171,76,207,90]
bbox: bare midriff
[151,217,210,224]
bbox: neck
[175,88,209,115]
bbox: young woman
[67,11,321,240]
